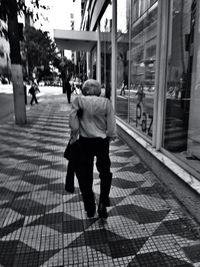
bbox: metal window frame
[154,0,171,150]
[111,0,117,109]
[112,0,170,148]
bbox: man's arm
[69,97,80,142]
[106,100,117,140]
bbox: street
[0,84,155,138]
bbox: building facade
[54,0,200,222]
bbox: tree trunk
[8,0,27,125]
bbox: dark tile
[22,175,56,185]
[91,243,112,257]
[13,249,60,266]
[183,244,200,263]
[0,187,28,201]
[66,194,83,203]
[0,218,25,238]
[118,163,148,174]
[28,212,63,226]
[155,219,200,240]
[28,212,84,228]
[128,251,193,267]
[109,237,148,258]
[0,240,18,266]
[2,199,58,216]
[110,204,170,224]
[133,183,161,195]
[62,220,85,233]
[68,228,124,249]
[112,177,144,189]
[114,151,134,158]
[39,183,65,194]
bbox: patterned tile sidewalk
[0,94,200,267]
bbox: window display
[116,0,158,137]
[163,0,200,176]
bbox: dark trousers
[30,94,38,105]
[65,160,75,191]
[66,90,71,104]
[76,136,112,211]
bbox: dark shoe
[104,198,110,207]
[99,196,110,207]
[87,206,96,218]
[65,186,74,193]
[98,203,108,219]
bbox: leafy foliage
[22,26,57,80]
[0,0,48,20]
[52,55,75,80]
[1,0,75,81]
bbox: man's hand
[69,135,78,144]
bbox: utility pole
[8,0,27,124]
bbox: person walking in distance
[65,77,72,104]
[120,80,126,95]
[69,79,117,218]
[29,81,40,105]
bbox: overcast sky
[34,0,81,36]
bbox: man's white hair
[82,79,101,96]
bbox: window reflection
[163,0,200,176]
[91,47,97,80]
[100,3,112,99]
[116,0,158,137]
[116,0,129,122]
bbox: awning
[53,29,98,51]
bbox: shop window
[163,0,200,177]
[129,0,158,138]
[116,0,158,133]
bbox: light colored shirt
[69,95,117,139]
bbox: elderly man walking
[69,79,117,218]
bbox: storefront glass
[163,0,200,177]
[116,0,130,123]
[100,3,112,98]
[116,0,158,138]
[129,0,158,138]
[91,47,97,79]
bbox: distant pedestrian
[24,82,27,105]
[136,83,145,104]
[29,81,40,105]
[69,79,117,219]
[65,77,72,104]
[71,82,78,94]
[120,80,126,95]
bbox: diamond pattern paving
[0,94,199,266]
